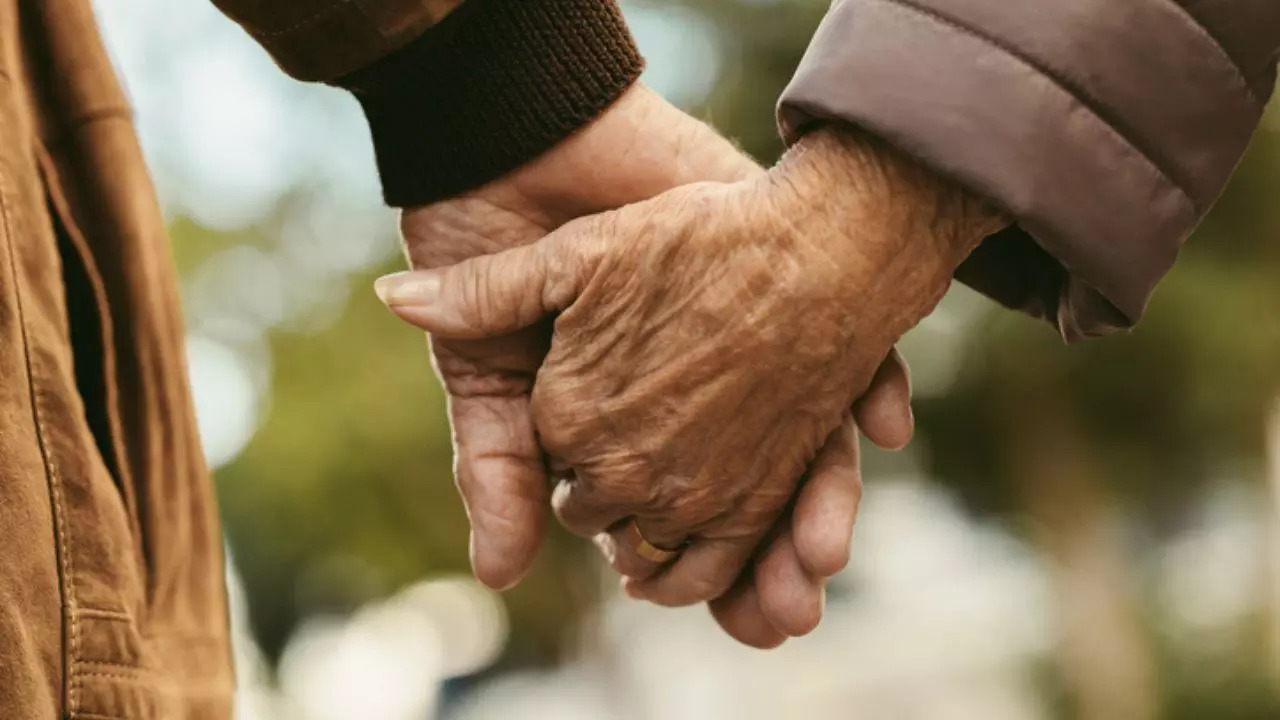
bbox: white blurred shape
[626,4,722,108]
[169,48,301,229]
[396,576,509,678]
[280,612,443,720]
[1158,482,1265,635]
[280,191,397,276]
[186,335,262,469]
[227,556,294,720]
[453,667,620,720]
[902,285,992,399]
[457,481,1051,720]
[97,0,387,232]
[277,577,508,720]
[188,246,289,335]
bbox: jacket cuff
[334,0,644,207]
[778,0,1267,341]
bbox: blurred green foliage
[208,267,600,665]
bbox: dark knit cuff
[334,0,645,207]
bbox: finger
[374,219,604,339]
[708,575,788,650]
[791,414,863,579]
[592,522,668,583]
[754,529,825,637]
[551,474,643,538]
[626,534,760,607]
[448,394,550,591]
[784,352,906,581]
[853,348,914,451]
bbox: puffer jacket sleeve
[212,0,645,206]
[778,0,1280,340]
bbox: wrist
[768,126,1009,280]
[400,84,761,269]
[749,125,1011,342]
[498,84,761,225]
[340,0,645,207]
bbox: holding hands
[379,85,1005,647]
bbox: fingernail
[374,271,440,307]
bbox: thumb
[375,222,602,339]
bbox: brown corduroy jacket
[1,0,1276,717]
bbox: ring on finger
[625,520,687,564]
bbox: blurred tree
[916,115,1280,720]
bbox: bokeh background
[94,0,1280,718]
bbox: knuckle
[702,569,739,601]
[715,501,785,543]
[450,265,487,332]
[850,475,865,507]
[551,480,602,533]
[765,600,821,638]
[681,570,736,604]
[657,575,722,607]
[553,473,641,536]
[642,509,700,547]
[530,382,582,457]
[612,553,661,581]
[658,482,729,531]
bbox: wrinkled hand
[382,126,1008,630]
[405,88,902,643]
[399,84,759,593]
[677,352,913,647]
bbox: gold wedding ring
[625,520,684,564]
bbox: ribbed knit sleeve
[334,0,645,206]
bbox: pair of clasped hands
[375,85,1006,647]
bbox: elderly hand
[403,88,917,646]
[399,83,759,593]
[382,125,1007,617]
[676,352,913,647]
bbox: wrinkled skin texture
[384,126,1009,621]
[398,86,920,647]
[399,85,762,593]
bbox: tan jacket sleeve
[212,0,645,206]
[778,0,1280,340]
[210,0,463,82]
